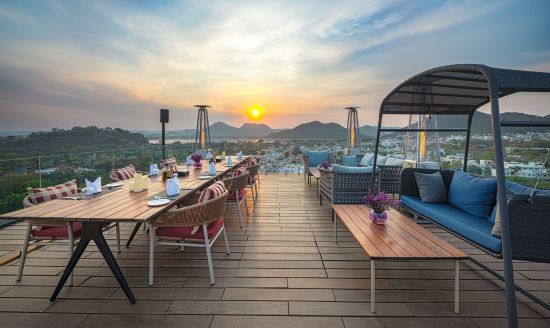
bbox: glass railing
[0,143,192,216]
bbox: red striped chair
[19,180,121,285]
[148,181,229,286]
[223,168,250,228]
[109,165,136,181]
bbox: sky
[0,0,549,131]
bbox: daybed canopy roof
[380,64,550,115]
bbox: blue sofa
[399,168,550,262]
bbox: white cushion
[359,153,374,166]
[385,157,404,166]
[376,156,388,165]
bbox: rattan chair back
[223,172,249,192]
[152,190,228,227]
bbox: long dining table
[0,157,246,304]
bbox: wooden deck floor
[0,174,548,328]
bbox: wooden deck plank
[0,173,547,327]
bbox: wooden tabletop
[332,204,468,260]
[0,158,246,224]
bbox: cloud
[0,0,548,131]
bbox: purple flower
[190,153,203,161]
[320,161,331,170]
[364,191,400,214]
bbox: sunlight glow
[248,106,263,120]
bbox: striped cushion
[27,179,78,205]
[193,181,226,235]
[232,167,248,177]
[247,158,258,167]
[110,165,135,181]
[198,181,226,203]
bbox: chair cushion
[359,153,374,167]
[414,171,447,203]
[247,157,258,167]
[232,167,248,177]
[385,157,404,166]
[110,165,135,181]
[156,217,225,240]
[227,189,247,201]
[32,223,83,239]
[448,170,496,218]
[401,195,501,253]
[333,164,374,173]
[27,179,78,205]
[341,155,357,167]
[198,181,226,203]
[305,150,330,167]
[376,156,388,165]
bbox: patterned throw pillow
[110,165,136,181]
[247,157,258,167]
[198,181,226,203]
[192,181,226,235]
[232,167,248,177]
[27,179,78,205]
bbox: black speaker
[160,109,169,123]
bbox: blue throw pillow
[414,171,447,203]
[333,164,374,174]
[341,155,357,167]
[448,170,497,218]
[305,150,329,167]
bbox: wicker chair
[318,166,379,206]
[377,165,403,195]
[148,190,230,286]
[223,172,250,227]
[303,153,336,185]
[246,164,260,205]
[19,192,121,286]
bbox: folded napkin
[85,177,101,195]
[226,156,233,165]
[206,151,212,160]
[149,163,160,176]
[237,151,243,160]
[209,162,216,175]
[166,174,180,196]
[186,155,193,166]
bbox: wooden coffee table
[332,204,469,313]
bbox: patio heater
[160,108,169,159]
[345,106,360,150]
[193,105,211,154]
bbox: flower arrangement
[320,160,331,170]
[190,153,203,162]
[363,191,400,224]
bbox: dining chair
[223,170,250,228]
[147,183,229,286]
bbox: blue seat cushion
[401,195,502,254]
[305,150,329,167]
[333,164,373,173]
[341,155,357,167]
[448,171,496,218]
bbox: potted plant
[363,191,400,225]
[320,160,331,170]
[190,153,203,168]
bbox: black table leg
[50,221,136,304]
[125,222,142,248]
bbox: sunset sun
[248,106,263,120]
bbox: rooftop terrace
[0,174,548,327]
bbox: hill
[435,112,550,134]
[0,126,148,158]
[137,122,283,138]
[267,121,349,139]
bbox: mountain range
[407,112,550,135]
